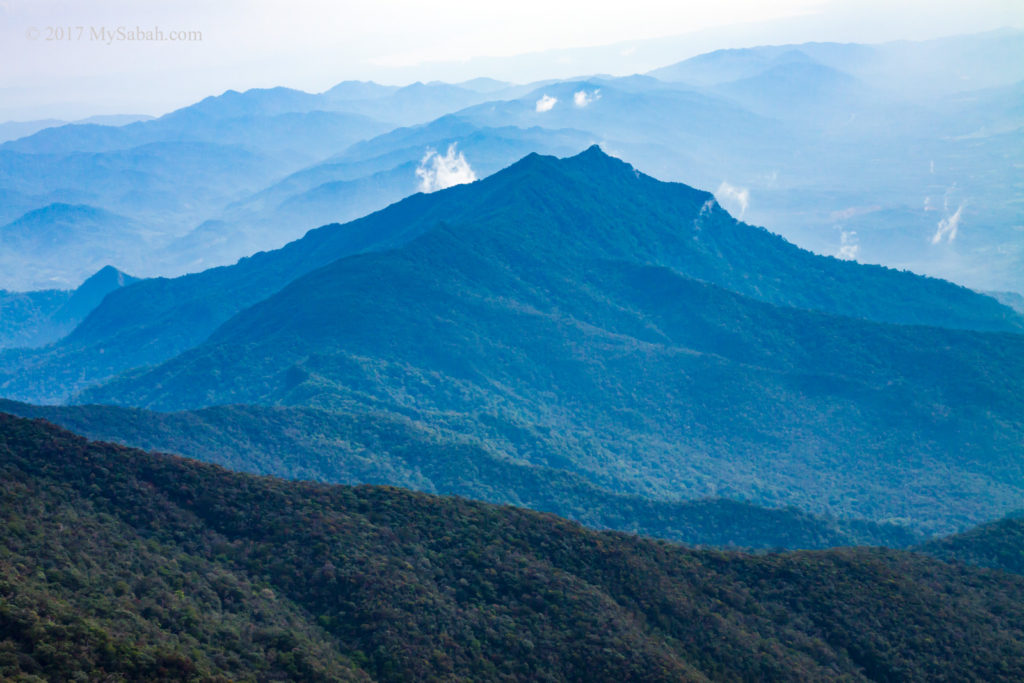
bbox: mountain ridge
[70,148,1024,532]
[0,398,920,550]
[3,412,1024,681]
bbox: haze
[2,0,1022,119]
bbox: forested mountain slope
[3,414,1024,681]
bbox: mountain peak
[492,146,633,184]
[53,265,139,323]
[566,144,637,172]
[574,143,611,159]
[78,265,136,291]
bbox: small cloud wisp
[932,203,964,244]
[415,144,477,193]
[535,94,558,112]
[715,181,750,218]
[573,89,600,107]
[837,230,859,260]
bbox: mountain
[451,79,785,181]
[322,80,399,102]
[0,119,65,144]
[0,203,139,253]
[0,91,387,158]
[163,117,597,268]
[561,35,1024,292]
[454,77,516,93]
[0,399,918,550]
[0,82,490,157]
[4,35,1021,294]
[709,60,873,124]
[648,31,1024,96]
[4,413,1024,681]
[0,81,505,288]
[988,290,1024,315]
[0,114,152,144]
[0,142,286,231]
[2,147,1019,405]
[648,46,845,86]
[0,140,293,288]
[323,81,506,126]
[0,266,138,350]
[918,513,1024,576]
[0,204,148,290]
[0,290,68,350]
[51,265,140,325]
[56,148,1024,533]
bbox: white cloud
[715,181,749,218]
[931,203,964,244]
[535,94,558,112]
[415,143,477,193]
[837,230,859,260]
[573,89,600,107]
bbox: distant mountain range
[0,114,153,144]
[3,413,1024,681]
[2,148,1020,539]
[0,30,1020,291]
[0,265,137,350]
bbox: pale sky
[1,0,1022,120]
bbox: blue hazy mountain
[161,117,597,267]
[0,82,499,156]
[988,290,1024,315]
[0,142,286,289]
[0,119,65,144]
[650,30,1024,95]
[0,265,137,349]
[708,60,874,124]
[0,204,149,289]
[327,81,503,125]
[2,32,1021,293]
[0,82,511,288]
[0,114,153,144]
[3,147,1018,407]
[639,37,1024,292]
[8,147,1011,534]
[648,45,850,86]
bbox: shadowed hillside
[3,413,1024,681]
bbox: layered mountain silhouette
[1,147,1015,533]
[0,265,137,350]
[0,399,918,550]
[3,147,1018,400]
[162,117,596,269]
[3,33,1022,290]
[3,31,1022,681]
[0,204,147,289]
[3,413,1024,681]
